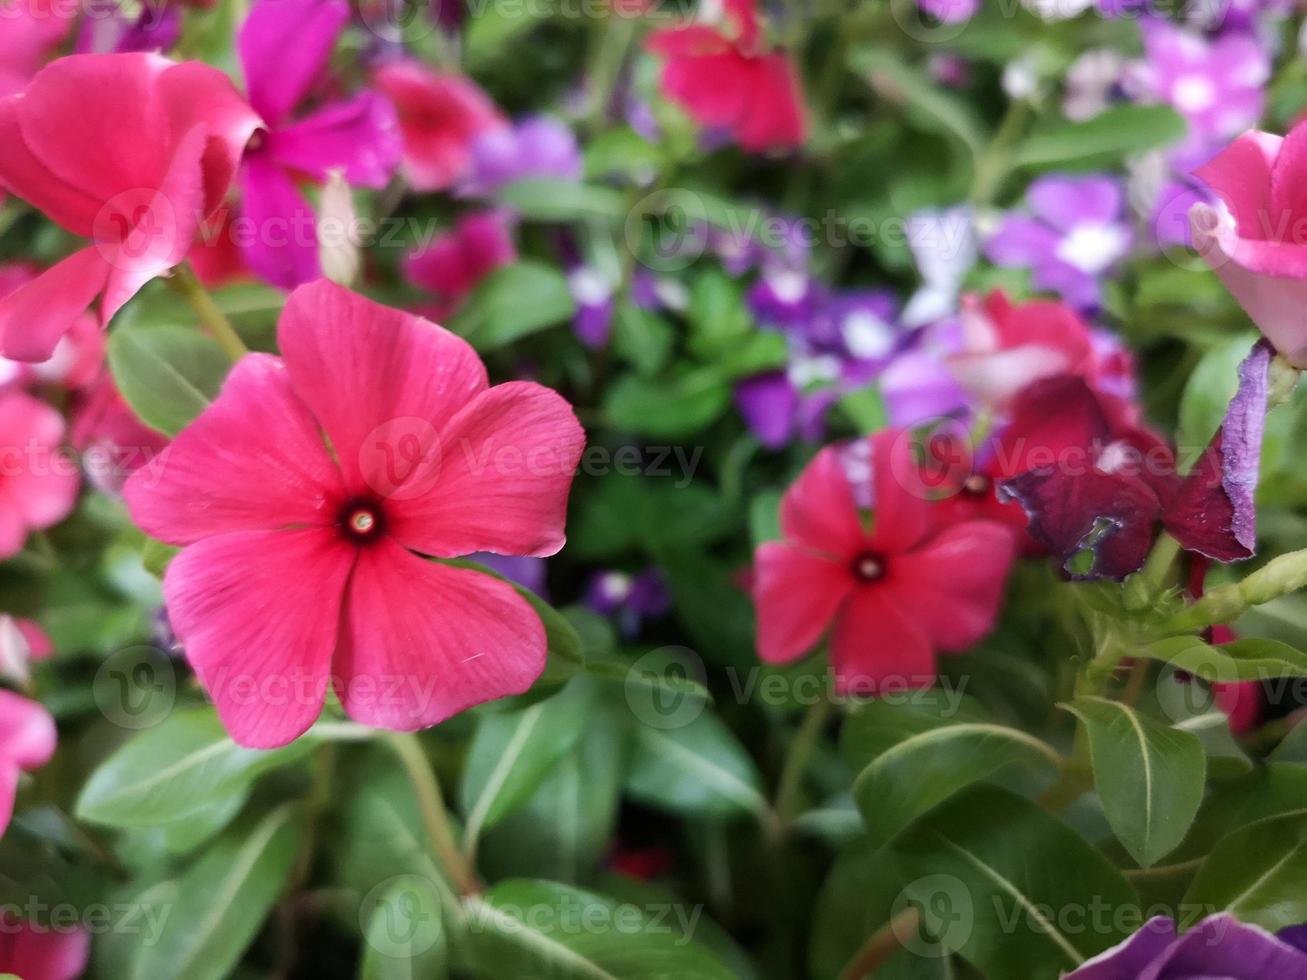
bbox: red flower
[752,431,1015,694]
[645,0,806,153]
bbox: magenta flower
[404,210,517,320]
[0,917,87,980]
[124,280,585,748]
[1066,914,1307,979]
[0,1,74,97]
[0,689,56,837]
[0,392,79,559]
[235,0,401,288]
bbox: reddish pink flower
[0,53,260,361]
[372,61,505,192]
[1190,127,1307,366]
[0,916,88,980]
[124,280,585,748]
[947,291,1096,406]
[404,211,517,319]
[752,431,1015,694]
[646,0,806,153]
[70,374,170,495]
[0,0,75,98]
[0,615,53,685]
[0,265,104,391]
[0,392,79,558]
[0,689,56,837]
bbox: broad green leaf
[625,712,767,819]
[449,261,575,351]
[1013,105,1187,169]
[850,716,1061,847]
[839,689,992,772]
[1137,636,1307,681]
[891,787,1137,979]
[612,304,674,377]
[128,805,304,980]
[496,178,628,224]
[687,269,751,359]
[604,368,733,438]
[360,876,448,980]
[1174,763,1307,861]
[748,490,782,548]
[838,385,889,434]
[1065,698,1206,868]
[462,880,736,979]
[1184,811,1307,931]
[107,324,229,436]
[1177,333,1261,461]
[75,709,314,828]
[1173,710,1254,779]
[849,47,985,159]
[459,680,596,845]
[1269,724,1307,765]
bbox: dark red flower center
[340,499,385,543]
[852,552,886,583]
[962,473,990,497]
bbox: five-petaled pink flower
[0,53,260,361]
[752,430,1015,693]
[125,279,586,748]
[0,391,80,559]
[372,60,505,192]
[235,0,401,288]
[1190,124,1307,367]
[645,0,806,153]
[0,689,56,838]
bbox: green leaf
[1184,811,1307,931]
[849,47,985,159]
[449,261,575,351]
[75,708,314,828]
[1137,636,1307,681]
[1177,333,1261,462]
[849,711,1062,847]
[838,385,889,434]
[612,304,674,376]
[360,875,448,980]
[107,324,230,436]
[459,680,596,845]
[1065,697,1206,868]
[687,269,751,359]
[463,880,736,979]
[1013,105,1187,169]
[495,179,628,224]
[127,805,304,980]
[604,368,733,438]
[891,787,1137,979]
[624,712,767,819]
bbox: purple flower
[585,569,670,637]
[472,553,549,599]
[1126,18,1269,151]
[76,1,181,52]
[984,175,1132,309]
[236,0,401,288]
[902,206,976,328]
[460,116,583,197]
[1065,915,1307,979]
[917,0,978,23]
[569,265,616,349]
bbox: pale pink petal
[831,587,936,695]
[125,354,344,544]
[238,0,348,127]
[238,155,322,290]
[334,539,545,730]
[946,345,1074,405]
[277,279,488,496]
[0,689,55,770]
[779,445,865,558]
[752,541,853,664]
[0,247,108,362]
[386,381,584,558]
[164,528,355,748]
[889,521,1016,651]
[0,391,78,533]
[1193,130,1280,239]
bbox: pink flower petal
[0,920,90,980]
[238,0,348,128]
[238,155,322,289]
[387,381,584,558]
[1193,130,1280,240]
[752,540,853,664]
[0,688,56,770]
[334,539,545,730]
[831,587,935,695]
[164,528,355,748]
[0,247,108,362]
[0,392,78,553]
[277,279,488,496]
[734,53,806,151]
[0,95,101,236]
[0,765,16,839]
[124,354,345,545]
[890,521,1016,651]
[264,92,401,190]
[779,445,865,558]
[867,430,934,554]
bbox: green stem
[970,97,1030,206]
[170,262,248,362]
[775,697,834,829]
[837,905,921,980]
[385,732,480,897]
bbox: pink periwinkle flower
[0,53,260,361]
[1190,124,1307,366]
[752,430,1015,693]
[235,0,402,289]
[0,917,88,980]
[372,59,505,192]
[404,210,517,320]
[70,374,170,495]
[0,391,79,558]
[0,0,75,97]
[0,689,56,837]
[124,280,585,748]
[0,265,104,392]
